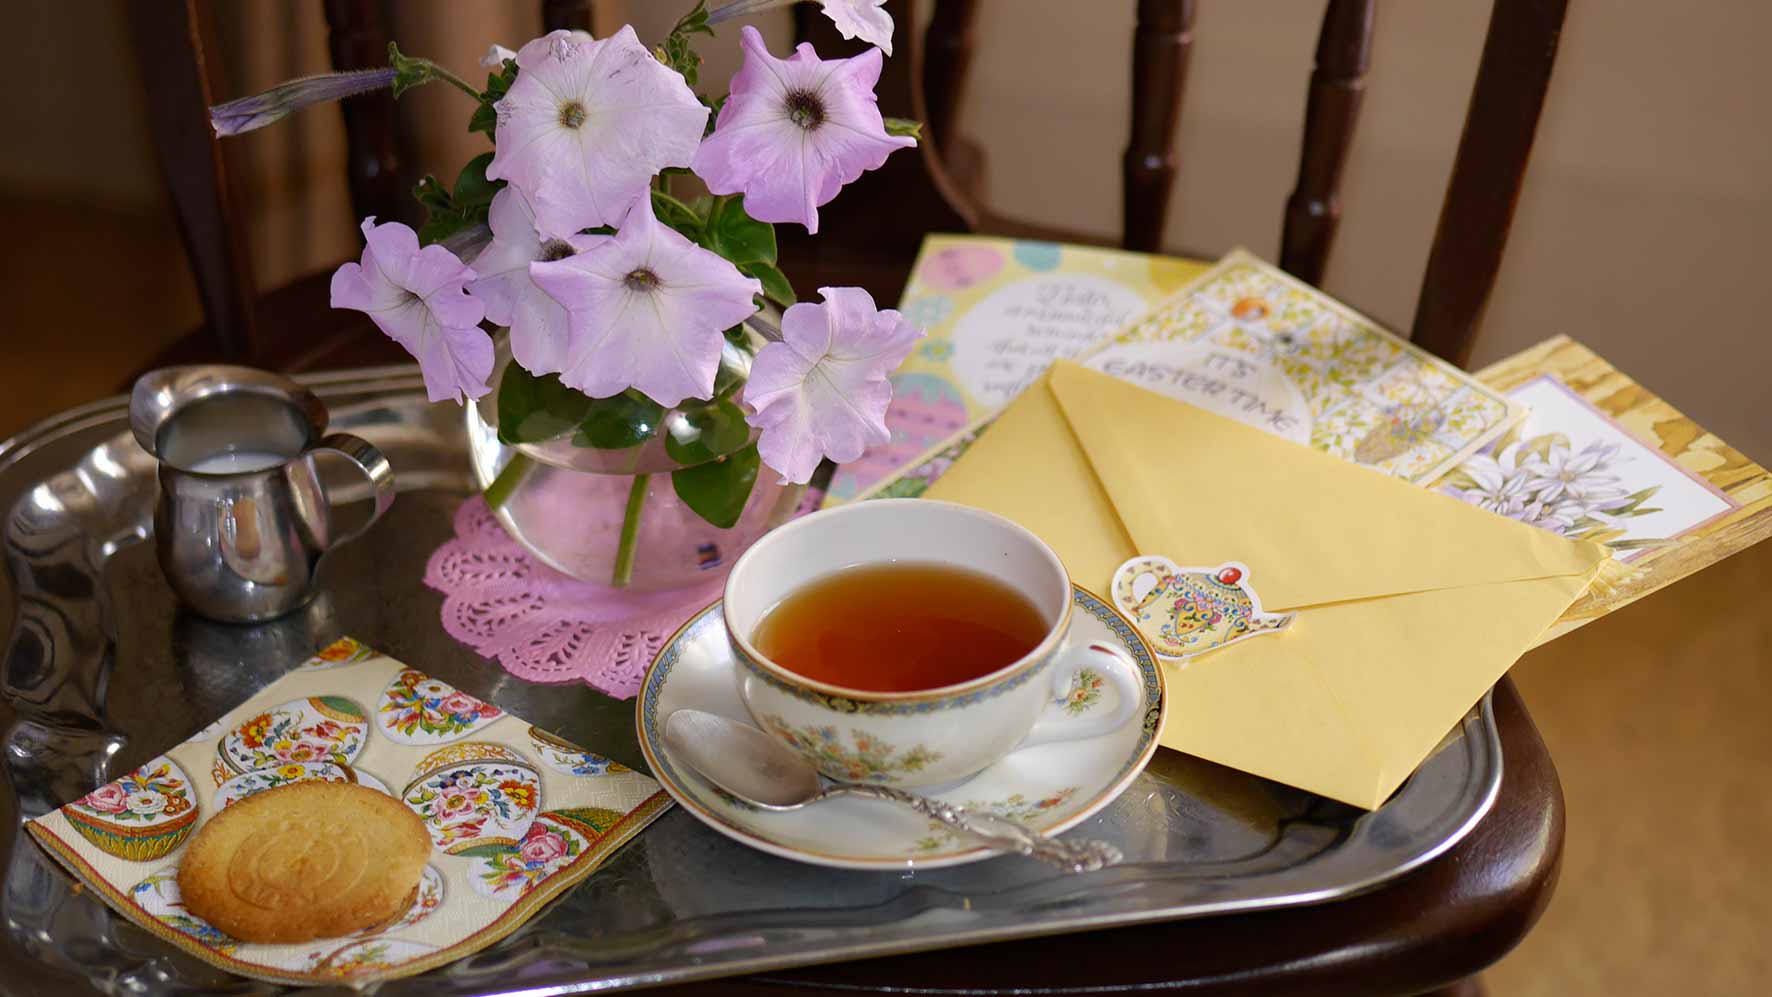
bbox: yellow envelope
[926,362,1605,808]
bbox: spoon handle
[822,784,1123,872]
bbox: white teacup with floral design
[725,499,1145,788]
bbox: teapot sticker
[1111,557,1292,662]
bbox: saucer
[636,586,1166,869]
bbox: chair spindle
[1122,0,1196,253]
[1411,0,1569,368]
[923,0,980,152]
[127,0,260,359]
[1280,0,1375,287]
[542,0,595,34]
[321,0,401,225]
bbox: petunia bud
[209,67,398,137]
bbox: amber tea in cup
[750,562,1050,693]
[727,499,1146,787]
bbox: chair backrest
[127,0,595,362]
[804,0,1569,369]
[138,0,1567,373]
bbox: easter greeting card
[824,235,1210,500]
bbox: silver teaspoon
[662,708,1123,873]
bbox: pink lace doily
[424,497,751,699]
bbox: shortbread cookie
[178,781,429,944]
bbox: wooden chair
[125,0,596,373]
[134,1,1571,992]
[783,0,1563,371]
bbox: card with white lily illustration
[25,637,670,988]
[1439,336,1772,637]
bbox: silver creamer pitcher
[130,366,395,622]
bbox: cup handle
[306,433,396,549]
[1015,640,1144,749]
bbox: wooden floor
[3,198,1767,994]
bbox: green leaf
[453,152,502,210]
[574,391,666,449]
[742,261,796,306]
[665,398,751,465]
[413,174,452,214]
[672,443,759,529]
[417,213,472,246]
[468,101,497,138]
[497,364,593,445]
[659,0,712,87]
[651,190,705,237]
[884,117,924,140]
[704,196,777,266]
[412,156,502,246]
[470,60,516,139]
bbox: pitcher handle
[308,433,396,549]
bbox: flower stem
[483,451,534,510]
[420,59,484,100]
[611,473,651,588]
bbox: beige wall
[14,1,1765,459]
[960,0,1771,460]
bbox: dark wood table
[682,677,1558,997]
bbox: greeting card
[824,235,1210,499]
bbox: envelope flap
[922,374,1138,591]
[1046,362,1605,610]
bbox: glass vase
[465,336,803,593]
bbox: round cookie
[178,781,429,944]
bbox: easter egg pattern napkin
[25,636,670,987]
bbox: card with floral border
[853,249,1525,502]
[25,636,671,988]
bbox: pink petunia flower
[486,28,708,239]
[691,26,915,234]
[530,197,762,407]
[814,0,896,54]
[744,287,922,484]
[468,187,600,376]
[331,218,492,403]
[709,1,896,55]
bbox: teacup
[724,499,1144,788]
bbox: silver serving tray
[0,366,1500,995]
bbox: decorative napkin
[25,637,670,987]
[923,362,1606,809]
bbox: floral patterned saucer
[637,586,1165,870]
